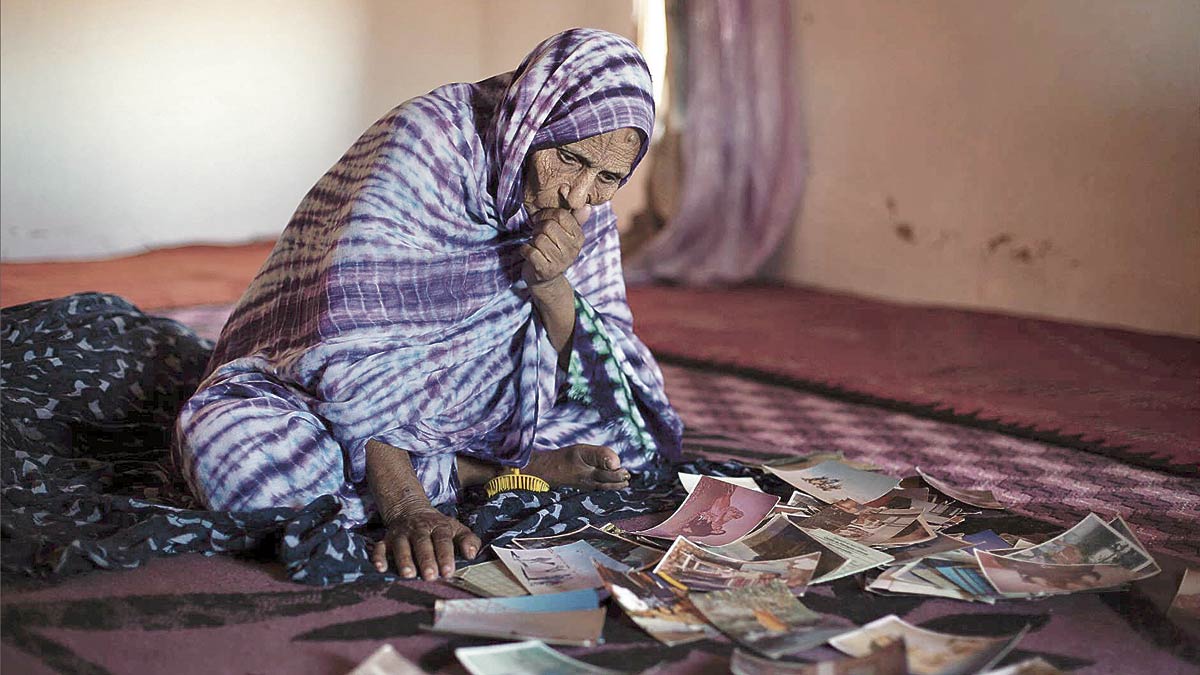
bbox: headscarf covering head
[486,28,656,222]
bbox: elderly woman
[173,30,682,582]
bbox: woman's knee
[175,387,348,512]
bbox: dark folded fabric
[1,293,756,586]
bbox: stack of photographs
[425,589,606,646]
[974,514,1159,597]
[867,514,1160,602]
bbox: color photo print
[633,475,779,546]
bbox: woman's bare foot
[525,444,631,490]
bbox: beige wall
[779,0,1200,337]
[0,0,639,261]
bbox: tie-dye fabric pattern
[173,30,682,523]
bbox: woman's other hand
[520,206,590,286]
[372,507,480,580]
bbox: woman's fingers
[455,529,482,560]
[372,540,389,572]
[525,248,554,280]
[410,531,439,580]
[572,204,593,225]
[432,527,457,577]
[391,534,417,579]
[534,232,564,258]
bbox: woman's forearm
[529,275,576,369]
[365,439,432,523]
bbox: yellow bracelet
[484,468,550,498]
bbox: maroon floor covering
[627,284,1200,475]
[4,277,1198,674]
[3,304,1195,674]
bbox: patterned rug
[5,301,1192,675]
[2,444,1195,675]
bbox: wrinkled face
[522,127,642,216]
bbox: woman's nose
[559,175,591,210]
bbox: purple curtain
[624,0,805,284]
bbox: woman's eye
[556,149,578,165]
[598,173,618,185]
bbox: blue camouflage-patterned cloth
[1,293,750,586]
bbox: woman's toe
[578,444,621,471]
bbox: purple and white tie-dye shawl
[177,30,682,521]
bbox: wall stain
[885,196,916,244]
[986,233,1013,253]
[986,234,1071,267]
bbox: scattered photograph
[799,527,895,583]
[924,559,1001,601]
[889,534,972,564]
[980,657,1067,674]
[446,559,529,598]
[701,514,846,572]
[975,550,1141,596]
[347,644,427,675]
[1168,567,1200,618]
[679,472,763,493]
[786,490,826,513]
[492,541,629,595]
[512,524,665,571]
[653,536,820,594]
[433,588,599,622]
[689,580,843,659]
[455,640,630,675]
[962,530,1012,552]
[427,605,607,646]
[634,475,779,546]
[763,453,881,473]
[868,563,976,602]
[767,460,898,504]
[866,490,966,529]
[829,614,1027,675]
[1000,513,1157,573]
[730,639,906,675]
[1104,515,1162,576]
[916,468,1006,509]
[595,565,719,646]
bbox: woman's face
[522,127,641,216]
